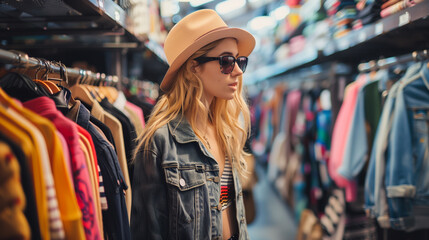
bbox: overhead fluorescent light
[248,0,274,8]
[248,16,276,32]
[269,5,290,21]
[160,1,180,17]
[190,0,214,7]
[215,0,246,16]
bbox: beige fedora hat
[160,9,256,92]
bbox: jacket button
[180,178,186,187]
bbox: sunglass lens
[220,56,235,74]
[237,57,248,73]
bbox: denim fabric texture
[131,115,248,240]
[385,63,429,231]
[364,62,429,231]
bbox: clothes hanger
[0,58,51,102]
[69,69,97,107]
[85,72,105,102]
[58,63,77,107]
[100,76,119,103]
[33,60,54,94]
[42,61,63,94]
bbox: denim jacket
[131,115,249,240]
[365,62,429,231]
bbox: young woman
[131,9,255,240]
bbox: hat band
[194,26,229,42]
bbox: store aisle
[247,163,298,240]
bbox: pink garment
[76,125,99,186]
[56,131,74,189]
[329,75,367,202]
[125,101,145,128]
[23,97,101,240]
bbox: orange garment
[4,106,66,240]
[0,105,49,239]
[0,89,85,239]
[0,141,31,240]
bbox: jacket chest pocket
[163,163,206,238]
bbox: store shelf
[0,0,139,45]
[65,0,131,36]
[144,39,168,63]
[325,0,429,55]
[247,0,429,84]
[246,46,319,85]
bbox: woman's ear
[191,60,199,73]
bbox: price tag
[359,31,367,42]
[375,22,383,35]
[399,12,410,26]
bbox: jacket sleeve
[131,148,168,240]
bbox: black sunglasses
[194,55,248,74]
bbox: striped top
[220,158,234,211]
[98,165,108,210]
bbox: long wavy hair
[133,38,251,176]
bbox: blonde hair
[133,38,251,176]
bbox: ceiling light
[160,1,180,17]
[248,16,276,32]
[269,5,290,21]
[215,0,246,16]
[190,0,214,7]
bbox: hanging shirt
[23,97,100,240]
[0,107,48,239]
[56,132,74,189]
[4,107,65,240]
[125,101,145,129]
[0,89,85,239]
[0,140,31,240]
[14,101,85,240]
[76,126,104,239]
[0,132,41,240]
[329,75,367,202]
[88,100,132,219]
[69,100,130,239]
[99,97,137,185]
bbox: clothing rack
[0,48,119,86]
[358,50,429,72]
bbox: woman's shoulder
[150,123,173,148]
[152,123,170,139]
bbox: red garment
[23,97,101,240]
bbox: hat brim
[160,27,255,92]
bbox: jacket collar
[167,114,199,144]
